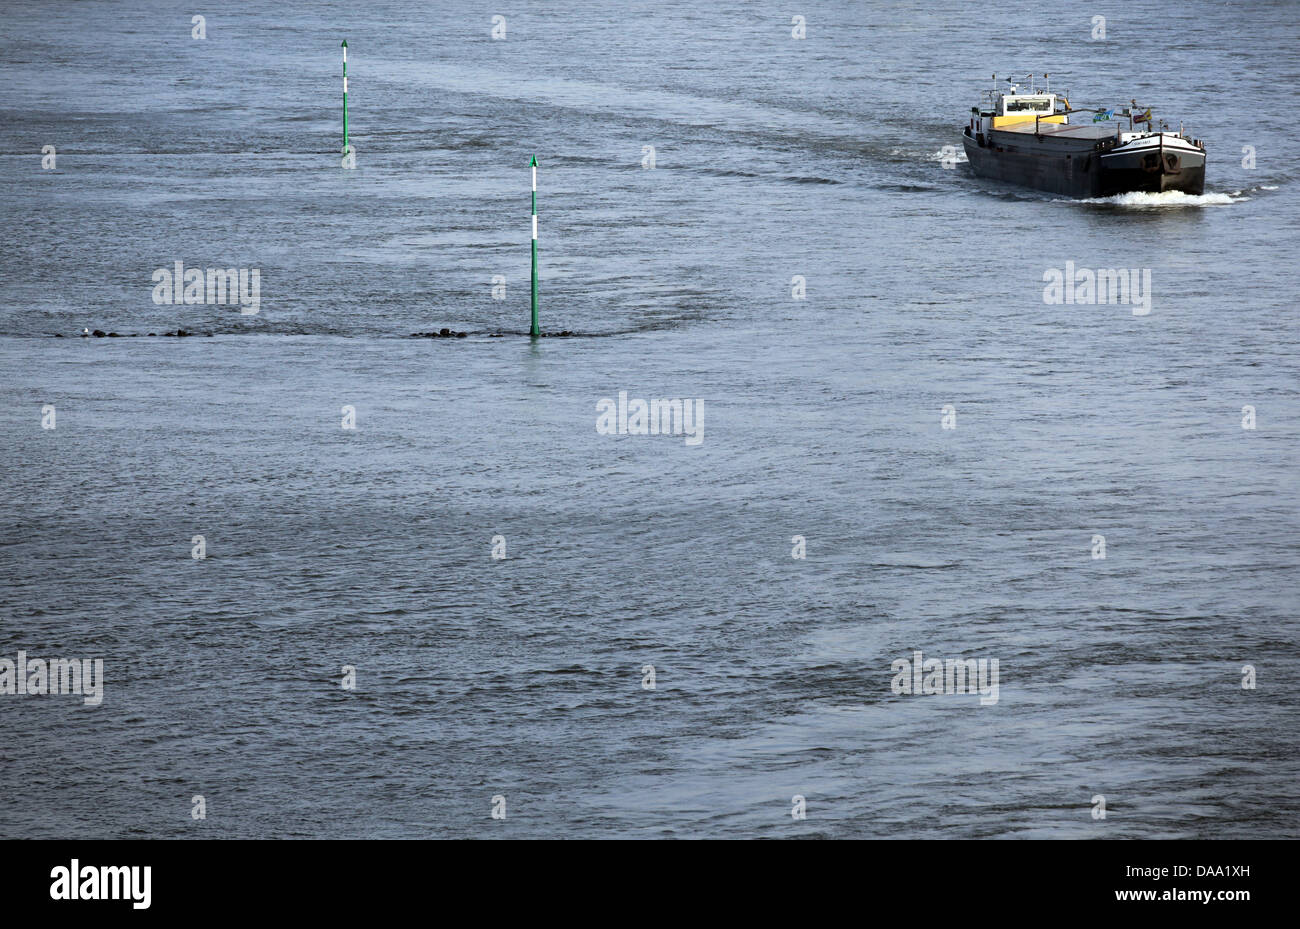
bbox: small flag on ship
[1093,109,1114,122]
[1133,107,1152,124]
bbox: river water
[1,0,1297,837]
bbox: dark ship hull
[962,121,1205,198]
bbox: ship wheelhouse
[968,85,1069,148]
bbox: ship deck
[993,121,1121,140]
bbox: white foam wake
[1074,190,1242,207]
[925,147,968,164]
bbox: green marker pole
[530,156,539,337]
[341,40,348,151]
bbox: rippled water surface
[1,0,1298,838]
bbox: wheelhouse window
[1004,96,1052,114]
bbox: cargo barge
[962,75,1206,198]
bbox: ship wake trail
[1068,190,1243,208]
